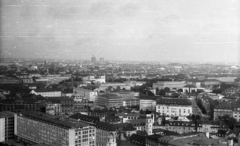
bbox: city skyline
[0,0,239,63]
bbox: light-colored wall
[156,105,192,116]
[140,100,156,111]
[0,118,5,142]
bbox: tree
[221,114,237,130]
[156,87,160,94]
[164,87,170,92]
[196,98,207,114]
[115,86,121,91]
[159,89,166,96]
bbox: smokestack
[228,138,233,146]
[71,76,73,88]
[206,132,209,138]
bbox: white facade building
[30,89,62,97]
[156,98,192,116]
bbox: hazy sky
[0,0,239,63]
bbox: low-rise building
[153,81,186,90]
[156,98,192,116]
[30,88,62,97]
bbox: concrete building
[73,88,98,102]
[100,57,104,63]
[156,98,192,116]
[139,96,157,111]
[153,81,186,90]
[95,93,123,108]
[30,89,62,97]
[91,55,97,64]
[15,111,96,146]
[0,112,15,142]
[111,91,139,107]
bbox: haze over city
[0,0,240,63]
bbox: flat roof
[19,111,89,129]
[0,111,15,118]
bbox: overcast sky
[0,0,239,63]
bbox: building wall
[0,118,5,142]
[153,81,186,90]
[46,104,61,115]
[214,109,233,120]
[96,129,116,146]
[73,88,98,102]
[35,91,62,97]
[140,100,156,111]
[15,114,96,146]
[96,96,123,108]
[156,105,192,116]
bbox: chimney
[228,138,233,146]
[206,132,210,138]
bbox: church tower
[106,132,117,146]
[145,117,153,135]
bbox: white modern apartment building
[156,98,192,116]
[15,111,96,146]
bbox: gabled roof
[215,102,232,109]
[130,134,145,146]
[70,113,100,124]
[95,122,131,131]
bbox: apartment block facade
[0,112,15,142]
[15,111,96,146]
[156,98,192,116]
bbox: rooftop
[0,111,15,118]
[33,88,62,92]
[157,98,192,106]
[20,111,89,129]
